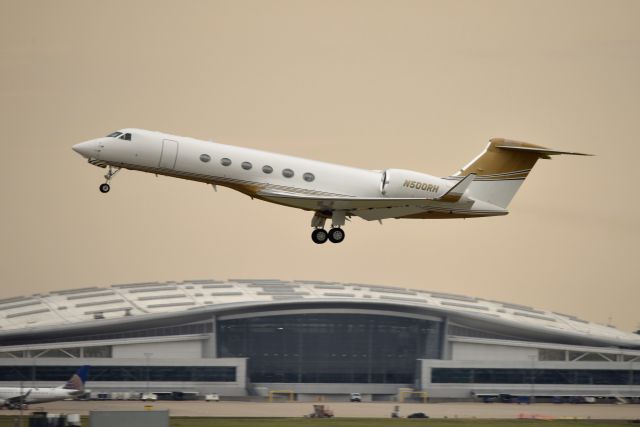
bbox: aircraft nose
[72,141,98,158]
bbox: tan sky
[1,0,639,331]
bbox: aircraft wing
[256,189,469,212]
[256,174,476,211]
[4,389,31,405]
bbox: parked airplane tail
[453,138,591,208]
[61,365,90,391]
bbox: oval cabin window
[303,172,315,182]
[220,158,232,166]
[282,168,294,178]
[241,161,252,170]
[200,154,211,163]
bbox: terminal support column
[202,315,217,358]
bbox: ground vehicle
[205,394,220,402]
[350,393,362,402]
[407,412,429,419]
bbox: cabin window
[220,158,232,166]
[200,154,211,163]
[303,172,315,182]
[262,165,273,174]
[241,161,252,170]
[282,168,294,178]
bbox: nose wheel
[98,166,120,194]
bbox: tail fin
[453,138,591,208]
[62,365,90,391]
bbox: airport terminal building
[0,279,638,401]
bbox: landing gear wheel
[311,229,328,244]
[99,183,111,193]
[328,227,345,243]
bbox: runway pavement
[2,401,639,419]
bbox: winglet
[437,173,476,202]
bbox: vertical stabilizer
[62,365,90,391]
[453,138,591,208]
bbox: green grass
[169,420,632,427]
[1,417,633,427]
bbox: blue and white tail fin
[452,138,592,208]
[61,365,90,391]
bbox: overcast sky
[1,0,638,331]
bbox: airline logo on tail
[62,365,90,391]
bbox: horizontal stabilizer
[496,145,593,157]
[437,173,475,202]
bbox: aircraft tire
[99,183,110,193]
[328,227,345,243]
[311,229,328,244]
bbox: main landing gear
[311,211,346,244]
[311,227,345,244]
[99,166,120,193]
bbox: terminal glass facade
[0,366,236,382]
[431,368,640,385]
[218,313,442,383]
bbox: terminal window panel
[431,368,640,385]
[0,366,236,382]
[217,314,442,383]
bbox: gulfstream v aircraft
[72,129,590,244]
[0,366,89,409]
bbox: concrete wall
[451,342,537,361]
[112,340,202,358]
[251,382,410,397]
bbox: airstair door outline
[159,139,179,169]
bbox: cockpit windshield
[106,131,132,141]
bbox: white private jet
[0,365,89,409]
[72,129,590,244]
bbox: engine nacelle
[380,169,444,198]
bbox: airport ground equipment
[268,390,295,402]
[306,404,334,418]
[398,389,429,403]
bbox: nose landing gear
[98,166,120,193]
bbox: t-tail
[452,138,592,208]
[60,365,90,391]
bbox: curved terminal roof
[0,279,638,348]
